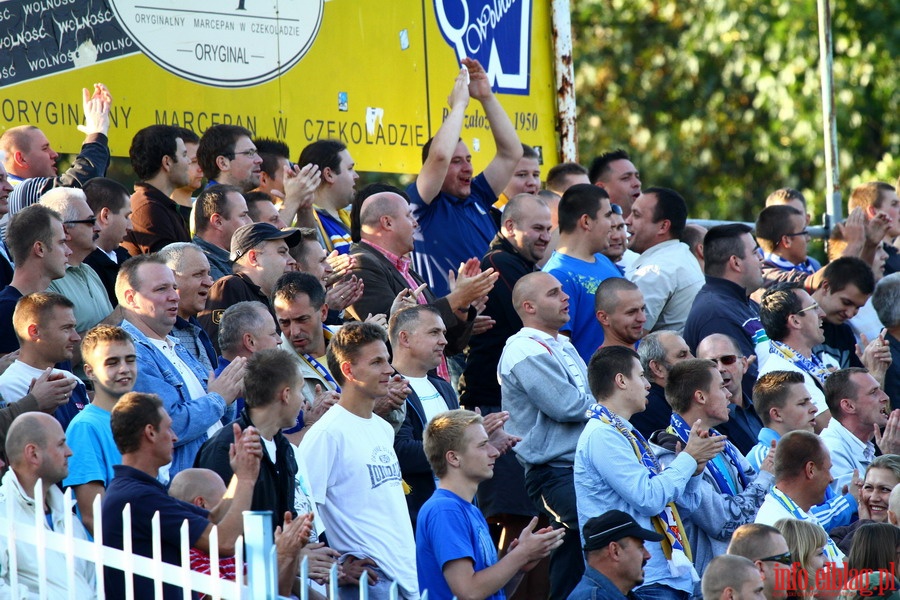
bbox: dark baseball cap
[582,510,664,552]
[230,222,302,261]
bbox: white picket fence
[0,480,413,600]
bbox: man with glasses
[684,224,768,393]
[624,187,704,335]
[696,333,764,454]
[758,283,832,430]
[727,523,793,600]
[39,188,113,339]
[601,202,635,273]
[197,124,263,193]
[122,124,193,255]
[753,431,844,563]
[754,204,881,299]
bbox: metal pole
[551,0,578,163]
[243,511,277,599]
[816,0,841,228]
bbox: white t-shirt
[297,404,418,597]
[148,336,221,438]
[0,361,80,405]
[406,376,446,425]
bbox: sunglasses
[711,354,739,366]
[611,204,623,215]
[63,216,97,227]
[759,552,794,566]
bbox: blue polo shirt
[102,464,209,600]
[409,173,498,297]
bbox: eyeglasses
[611,204,623,215]
[758,552,794,566]
[230,149,259,159]
[63,216,97,227]
[795,302,820,316]
[711,354,739,366]
[784,230,810,238]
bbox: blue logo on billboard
[434,0,533,96]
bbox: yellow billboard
[0,0,560,174]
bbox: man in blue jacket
[116,254,246,480]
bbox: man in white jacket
[0,412,95,597]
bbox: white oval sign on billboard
[107,0,323,88]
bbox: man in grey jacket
[651,359,776,580]
[498,271,594,599]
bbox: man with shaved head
[346,190,492,375]
[0,412,94,596]
[595,277,647,349]
[701,555,766,600]
[460,193,553,544]
[499,271,595,597]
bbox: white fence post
[243,510,276,599]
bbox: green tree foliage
[572,0,899,222]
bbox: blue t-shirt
[542,251,623,363]
[416,488,504,600]
[102,464,209,600]
[409,173,499,298]
[63,403,121,489]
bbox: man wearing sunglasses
[727,523,792,600]
[41,187,114,342]
[696,333,764,455]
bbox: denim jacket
[121,319,227,477]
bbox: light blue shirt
[574,415,702,594]
[747,427,857,530]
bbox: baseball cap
[230,222,302,261]
[582,510,664,552]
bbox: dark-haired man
[191,184,253,280]
[299,139,357,255]
[195,348,302,530]
[197,124,262,192]
[122,124,192,255]
[542,183,620,362]
[408,61,522,297]
[83,178,134,305]
[576,346,724,599]
[684,224,767,392]
[587,149,641,217]
[102,392,261,600]
[625,187,704,334]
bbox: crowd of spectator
[0,59,900,600]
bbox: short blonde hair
[423,409,483,478]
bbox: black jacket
[459,234,538,408]
[194,410,297,529]
[394,374,459,526]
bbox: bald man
[701,555,766,600]
[499,271,595,597]
[346,191,490,360]
[0,413,95,596]
[696,333,765,454]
